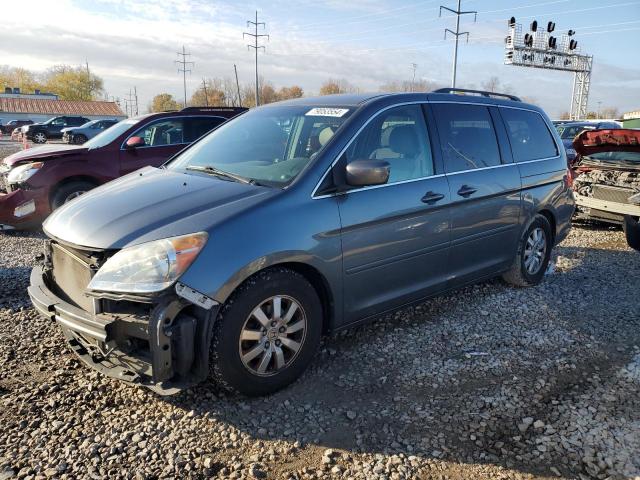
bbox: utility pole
[440,0,476,88]
[85,59,91,100]
[410,63,417,92]
[126,88,135,116]
[201,78,209,107]
[175,45,194,108]
[134,86,139,116]
[243,11,269,107]
[234,64,242,107]
[597,101,602,118]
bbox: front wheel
[74,134,88,145]
[33,132,47,144]
[210,268,323,396]
[51,181,96,210]
[502,214,553,287]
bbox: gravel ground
[0,152,639,479]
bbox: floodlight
[531,20,538,32]
[547,22,555,33]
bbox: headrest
[389,125,419,157]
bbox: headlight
[88,232,208,293]
[7,162,43,184]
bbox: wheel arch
[537,208,557,244]
[217,261,336,335]
[49,175,102,207]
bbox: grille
[592,185,634,205]
[50,243,95,312]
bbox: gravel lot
[1,140,639,479]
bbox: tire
[51,181,96,210]
[210,267,323,396]
[74,134,88,145]
[33,132,47,144]
[502,214,553,287]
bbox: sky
[1,0,639,117]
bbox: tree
[319,78,356,95]
[600,107,619,119]
[241,77,282,107]
[379,79,438,93]
[481,76,513,94]
[190,78,226,107]
[43,65,104,101]
[149,93,180,113]
[0,66,44,93]
[278,85,304,100]
[558,111,571,120]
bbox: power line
[175,45,194,108]
[244,11,269,107]
[440,0,477,88]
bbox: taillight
[564,168,575,189]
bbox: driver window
[344,104,434,184]
[51,118,66,126]
[130,118,184,147]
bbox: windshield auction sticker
[305,108,349,117]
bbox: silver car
[29,90,575,396]
[61,119,120,144]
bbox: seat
[381,125,422,182]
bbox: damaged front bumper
[28,265,219,395]
[574,192,640,224]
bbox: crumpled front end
[573,169,640,224]
[28,240,219,394]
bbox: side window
[51,118,66,126]
[432,104,501,173]
[344,104,434,184]
[184,117,225,143]
[501,108,558,162]
[130,118,184,147]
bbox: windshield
[557,124,595,139]
[85,119,137,150]
[79,120,97,128]
[585,151,640,165]
[167,105,353,186]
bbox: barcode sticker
[305,108,349,117]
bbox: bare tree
[319,78,357,95]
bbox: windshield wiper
[186,165,254,185]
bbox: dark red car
[0,107,246,229]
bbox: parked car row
[61,119,120,144]
[0,119,34,135]
[18,90,575,396]
[0,107,246,229]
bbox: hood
[60,126,77,133]
[1,144,87,167]
[44,167,276,249]
[573,129,640,157]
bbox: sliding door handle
[457,185,477,197]
[421,191,445,204]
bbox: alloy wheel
[34,133,46,143]
[238,295,307,377]
[524,227,547,275]
[64,191,86,203]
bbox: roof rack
[180,106,248,112]
[432,88,521,102]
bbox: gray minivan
[28,89,575,396]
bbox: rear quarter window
[501,108,558,162]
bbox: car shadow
[157,243,640,478]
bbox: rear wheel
[74,134,88,145]
[33,132,47,144]
[51,181,96,210]
[502,214,553,287]
[210,268,323,396]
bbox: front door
[335,104,451,323]
[119,117,188,174]
[430,102,521,285]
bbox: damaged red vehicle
[572,129,640,251]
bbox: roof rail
[180,106,248,112]
[432,88,521,102]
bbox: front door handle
[457,185,477,198]
[421,191,445,204]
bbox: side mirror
[125,136,145,149]
[345,160,390,187]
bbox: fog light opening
[14,199,35,218]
